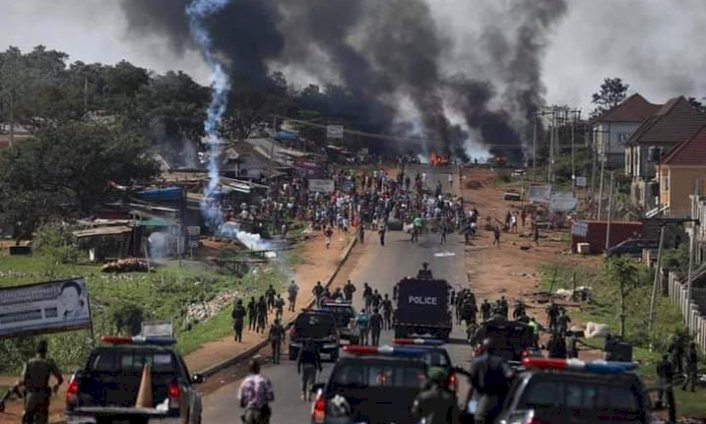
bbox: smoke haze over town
[1,0,705,160]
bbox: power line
[277,115,526,149]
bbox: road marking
[434,251,456,257]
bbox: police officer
[268,319,285,364]
[21,340,63,424]
[247,296,257,332]
[232,299,246,342]
[0,381,23,413]
[369,308,383,346]
[287,280,298,312]
[381,294,393,330]
[297,341,322,401]
[480,299,491,322]
[273,294,285,321]
[467,338,514,424]
[343,280,356,302]
[411,367,459,424]
[656,354,674,409]
[682,342,699,392]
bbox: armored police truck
[393,264,453,340]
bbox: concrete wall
[668,272,706,352]
[595,122,641,169]
[658,167,706,217]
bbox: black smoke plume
[119,0,568,162]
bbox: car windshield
[319,306,355,325]
[331,363,427,388]
[89,351,177,373]
[423,351,450,368]
[294,313,336,337]
[519,378,641,412]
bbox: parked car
[606,238,660,257]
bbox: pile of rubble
[101,258,150,273]
[185,289,241,325]
[555,286,592,302]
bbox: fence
[667,271,706,351]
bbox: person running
[297,341,322,401]
[287,280,298,312]
[238,359,274,424]
[369,309,383,346]
[355,309,370,346]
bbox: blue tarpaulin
[138,187,182,202]
[274,131,299,141]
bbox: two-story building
[656,126,706,218]
[592,94,661,169]
[624,96,706,213]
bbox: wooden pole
[605,171,615,251]
[648,224,666,351]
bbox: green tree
[134,70,208,143]
[591,77,629,118]
[605,257,639,337]
[0,121,159,240]
[221,72,292,141]
[688,96,705,114]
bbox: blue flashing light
[393,338,444,346]
[343,345,427,357]
[523,357,638,375]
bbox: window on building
[618,132,631,143]
[661,176,670,192]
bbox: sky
[1,0,705,115]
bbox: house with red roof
[655,125,706,217]
[624,96,706,213]
[592,94,661,169]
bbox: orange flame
[430,151,449,166]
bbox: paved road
[203,165,472,424]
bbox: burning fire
[430,151,450,167]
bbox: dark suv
[289,310,341,361]
[457,357,671,424]
[318,300,359,344]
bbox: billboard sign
[550,191,578,212]
[0,278,92,338]
[308,179,335,193]
[527,185,552,204]
[326,125,344,139]
[294,159,324,178]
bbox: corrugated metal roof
[72,226,132,238]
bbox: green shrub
[33,222,80,264]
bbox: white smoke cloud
[1,0,705,116]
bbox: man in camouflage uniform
[21,340,63,424]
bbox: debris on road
[100,258,150,273]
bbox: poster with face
[0,278,91,338]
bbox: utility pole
[84,76,89,115]
[532,115,537,183]
[8,91,14,148]
[597,151,606,220]
[570,109,577,190]
[548,108,556,185]
[604,171,614,251]
[648,224,666,351]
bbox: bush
[112,303,146,336]
[33,222,80,264]
[497,171,512,183]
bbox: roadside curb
[198,235,359,377]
